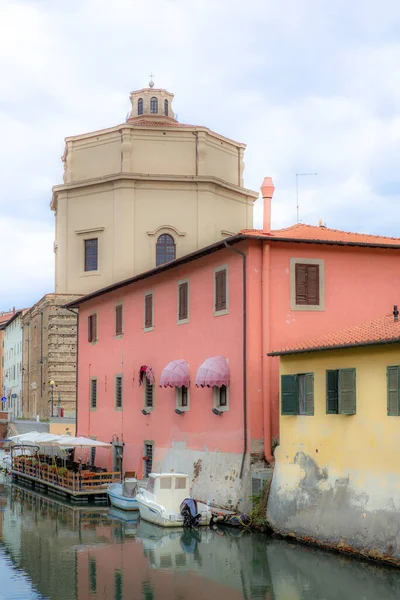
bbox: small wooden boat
[136,472,212,527]
[107,478,138,511]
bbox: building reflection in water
[1,482,400,600]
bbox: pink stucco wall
[77,248,252,478]
[262,241,400,441]
[77,234,400,479]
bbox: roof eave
[268,337,400,357]
[65,234,247,309]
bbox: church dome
[127,80,177,124]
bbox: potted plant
[58,467,68,477]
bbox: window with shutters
[90,377,97,409]
[290,258,325,311]
[281,373,314,415]
[115,304,123,336]
[115,375,123,410]
[325,369,356,414]
[84,238,98,272]
[387,366,400,416]
[88,314,97,343]
[144,292,154,332]
[214,265,228,315]
[176,385,190,411]
[144,376,154,409]
[214,384,229,411]
[177,280,189,324]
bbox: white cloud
[1,0,400,308]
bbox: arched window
[150,97,158,114]
[138,98,143,115]
[156,234,176,266]
[164,99,168,116]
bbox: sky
[1,0,400,311]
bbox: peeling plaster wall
[155,443,251,512]
[267,345,400,565]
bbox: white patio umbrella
[9,432,66,446]
[55,436,111,448]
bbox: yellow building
[51,79,258,295]
[267,309,400,566]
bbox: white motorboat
[107,478,139,511]
[136,472,212,527]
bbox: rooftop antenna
[296,173,317,223]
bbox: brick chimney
[261,177,275,233]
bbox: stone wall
[22,294,80,419]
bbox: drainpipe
[261,177,275,463]
[224,241,247,478]
[66,308,79,435]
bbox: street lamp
[49,380,55,418]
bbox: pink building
[67,181,400,508]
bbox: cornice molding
[147,225,186,237]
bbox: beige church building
[51,80,259,294]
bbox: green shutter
[281,375,297,415]
[305,373,314,415]
[326,370,339,414]
[387,366,400,416]
[338,368,356,415]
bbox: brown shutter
[307,265,319,305]
[145,294,153,329]
[295,263,319,306]
[115,305,123,335]
[178,282,188,320]
[215,269,227,311]
[92,314,97,341]
[88,316,92,342]
[295,264,307,305]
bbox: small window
[178,281,189,322]
[115,375,123,409]
[145,376,154,408]
[90,378,97,409]
[33,325,37,347]
[326,369,356,415]
[138,98,143,115]
[281,373,314,416]
[176,385,189,410]
[214,385,229,410]
[90,447,96,467]
[156,234,176,266]
[144,445,154,478]
[388,366,400,416]
[144,293,153,330]
[115,571,123,600]
[84,238,98,272]
[214,267,228,313]
[175,477,187,490]
[295,263,319,305]
[88,314,97,343]
[115,305,123,336]
[150,97,158,114]
[164,99,168,116]
[160,477,172,489]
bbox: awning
[195,356,230,388]
[56,436,111,448]
[9,432,65,446]
[139,365,155,386]
[160,359,190,388]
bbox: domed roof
[127,80,178,124]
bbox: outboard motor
[123,478,138,498]
[180,498,201,528]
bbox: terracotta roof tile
[240,223,400,247]
[269,314,400,356]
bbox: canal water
[1,481,400,599]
